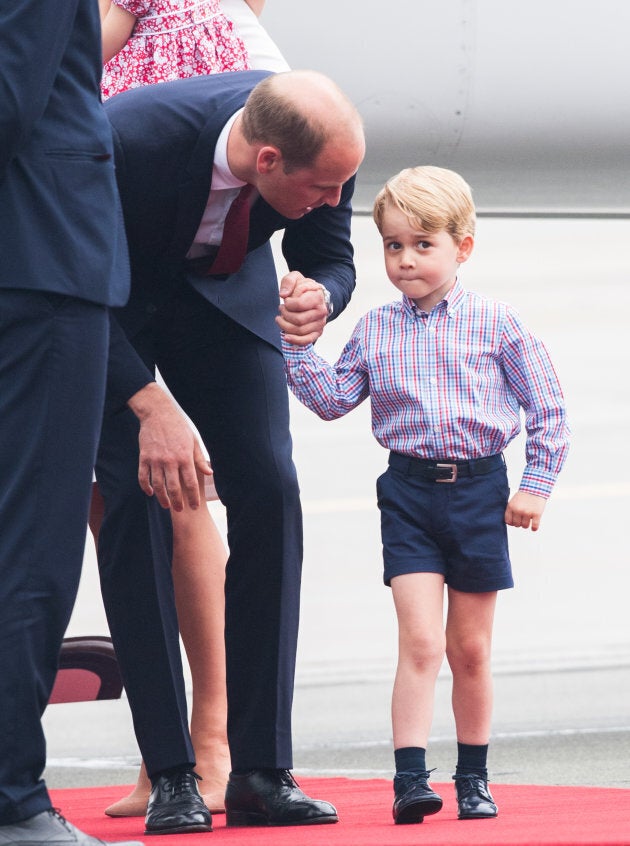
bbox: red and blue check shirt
[282,280,569,498]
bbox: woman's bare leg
[97,477,230,815]
[172,484,230,812]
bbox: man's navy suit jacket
[103,70,358,404]
[0,0,129,308]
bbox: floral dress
[101,0,250,100]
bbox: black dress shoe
[0,809,142,844]
[453,773,498,819]
[144,770,212,835]
[392,771,443,824]
[225,769,338,827]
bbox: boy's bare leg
[445,588,497,744]
[390,573,445,749]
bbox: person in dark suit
[0,3,139,845]
[96,69,365,833]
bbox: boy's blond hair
[373,166,476,243]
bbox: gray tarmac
[44,216,630,793]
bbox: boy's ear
[456,234,474,263]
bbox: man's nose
[323,186,343,207]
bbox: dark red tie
[207,184,254,276]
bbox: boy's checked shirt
[282,279,569,498]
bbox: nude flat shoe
[201,793,226,815]
[104,788,225,816]
[104,792,149,817]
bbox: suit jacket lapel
[168,125,219,259]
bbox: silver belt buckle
[436,463,458,483]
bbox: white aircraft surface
[261,0,630,215]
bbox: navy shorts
[376,454,514,593]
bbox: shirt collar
[402,277,466,318]
[212,109,246,190]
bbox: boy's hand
[504,491,546,532]
[276,271,329,346]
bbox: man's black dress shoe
[0,808,142,844]
[144,770,212,835]
[225,769,338,827]
[453,773,498,819]
[392,771,443,824]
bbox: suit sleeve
[280,176,357,319]
[106,313,155,412]
[0,0,80,176]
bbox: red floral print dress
[101,0,250,100]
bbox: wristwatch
[320,285,333,317]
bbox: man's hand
[276,271,330,346]
[127,382,211,511]
[504,490,546,532]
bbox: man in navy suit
[97,70,365,832]
[0,3,139,845]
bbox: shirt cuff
[518,468,557,499]
[281,337,313,358]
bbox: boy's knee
[446,639,491,674]
[402,632,445,672]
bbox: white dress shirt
[187,109,246,258]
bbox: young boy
[279,166,569,824]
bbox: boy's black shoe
[453,773,498,819]
[392,770,443,824]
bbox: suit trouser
[96,283,302,775]
[0,291,109,824]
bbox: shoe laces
[50,809,75,834]
[394,767,435,791]
[452,773,488,794]
[165,770,201,796]
[276,769,299,789]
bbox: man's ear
[456,234,474,264]
[256,146,282,174]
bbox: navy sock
[455,742,488,779]
[394,746,427,775]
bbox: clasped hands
[276,270,330,346]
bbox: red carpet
[50,777,630,845]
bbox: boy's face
[380,205,473,312]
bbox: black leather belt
[388,452,504,483]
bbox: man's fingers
[148,464,178,510]
[138,459,154,498]
[193,443,213,476]
[180,466,201,510]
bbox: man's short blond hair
[373,166,476,243]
